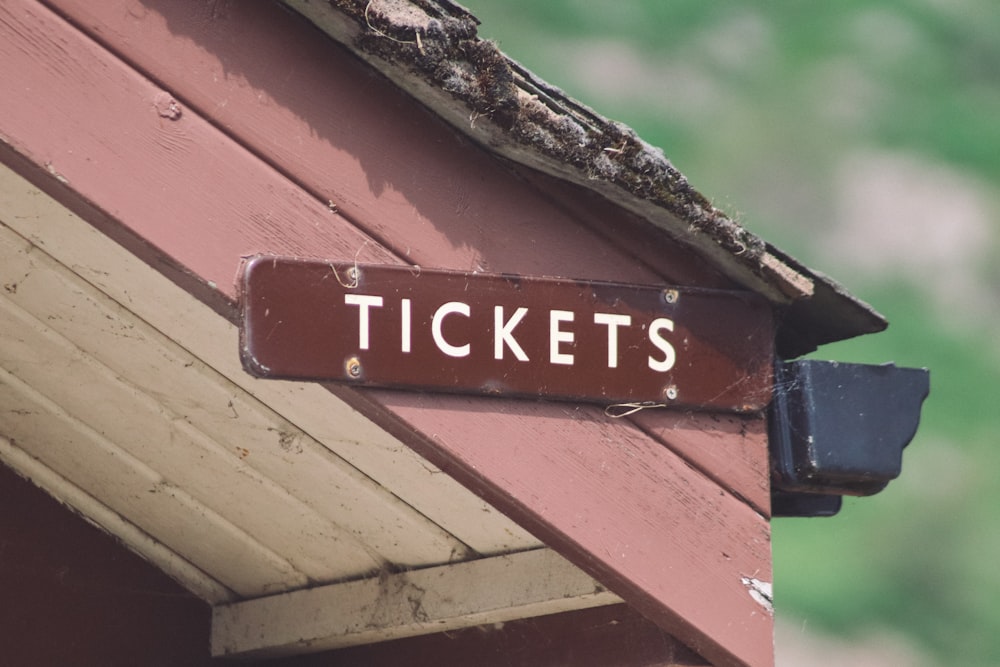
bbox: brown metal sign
[239,257,774,412]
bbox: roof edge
[284,0,887,354]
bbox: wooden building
[0,2,924,666]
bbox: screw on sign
[239,257,774,412]
[344,356,363,378]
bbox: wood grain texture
[348,389,773,667]
[0,0,397,298]
[0,2,774,664]
[36,0,770,527]
[0,163,540,558]
[0,437,235,604]
[0,221,474,580]
[42,0,728,289]
[0,364,306,597]
[632,411,771,517]
[212,548,621,658]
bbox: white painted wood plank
[212,548,623,658]
[0,286,391,582]
[0,224,470,570]
[0,363,306,597]
[0,164,539,555]
[0,436,237,604]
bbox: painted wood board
[0,225,474,571]
[45,0,728,288]
[0,460,224,665]
[0,4,774,664]
[0,436,236,604]
[262,604,710,667]
[280,0,821,309]
[351,389,774,667]
[0,0,396,298]
[632,411,771,517]
[0,226,485,579]
[32,0,768,519]
[0,162,540,558]
[212,548,622,658]
[0,364,307,597]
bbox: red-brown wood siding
[0,461,711,666]
[0,463,216,666]
[0,2,773,665]
[275,604,710,667]
[342,389,772,667]
[41,0,770,516]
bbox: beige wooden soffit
[0,162,545,602]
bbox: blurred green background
[463,1,1000,665]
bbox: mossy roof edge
[283,0,887,355]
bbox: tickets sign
[239,257,774,412]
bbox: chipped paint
[741,576,773,615]
[153,91,183,120]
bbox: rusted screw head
[663,289,679,304]
[345,356,362,378]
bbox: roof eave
[284,0,887,356]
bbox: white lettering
[648,317,676,372]
[593,313,631,368]
[344,294,383,350]
[494,306,529,361]
[550,310,575,365]
[432,301,471,357]
[400,298,412,353]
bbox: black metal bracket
[768,360,930,517]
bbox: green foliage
[473,0,1000,179]
[467,1,1000,663]
[784,281,1000,663]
